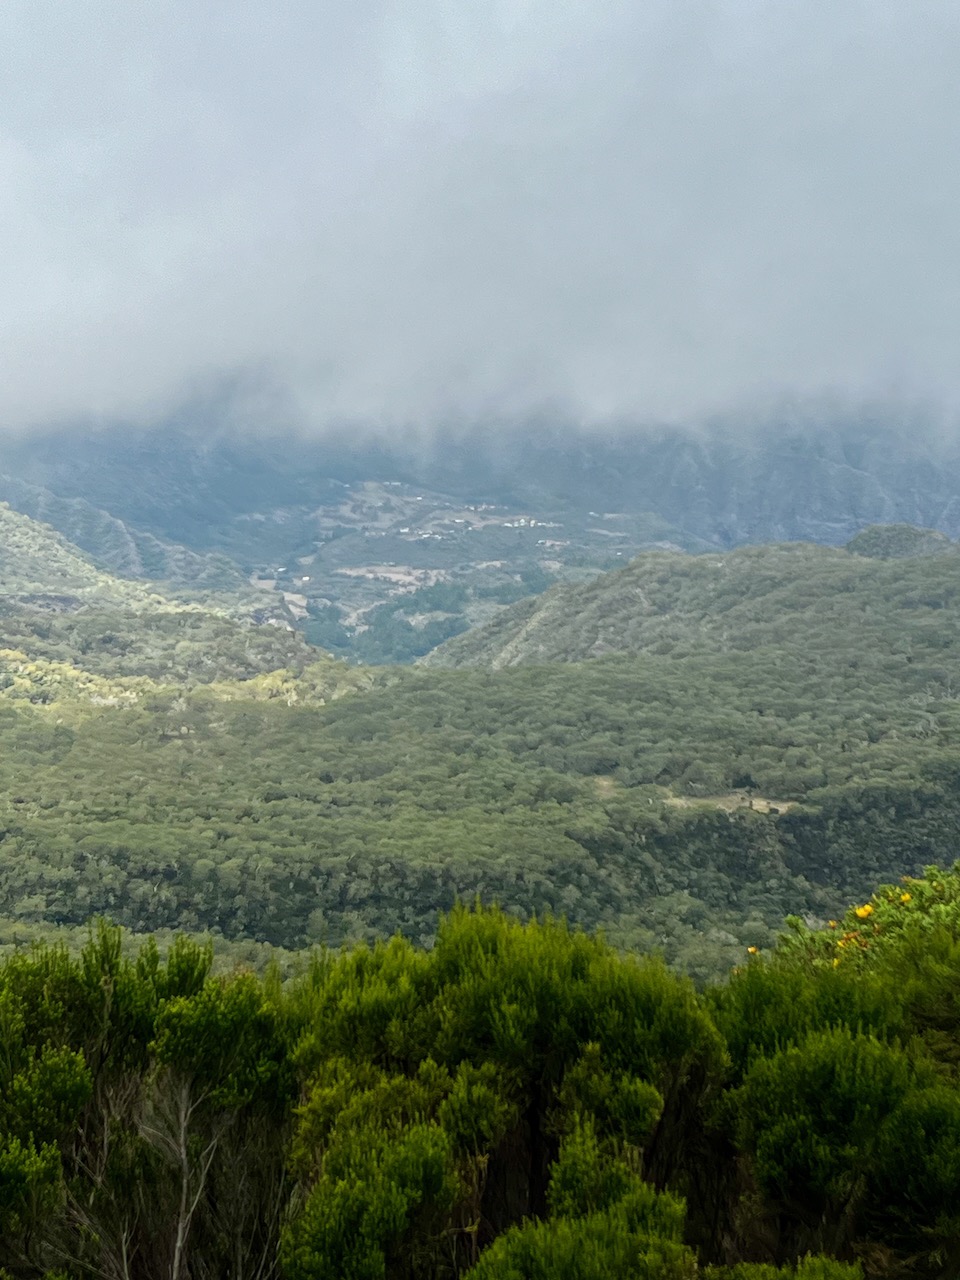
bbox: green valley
[3,514,960,979]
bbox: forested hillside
[0,475,247,592]
[4,522,960,975]
[4,871,960,1280]
[0,503,332,689]
[425,530,960,668]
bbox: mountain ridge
[424,530,960,668]
[0,472,248,593]
[4,421,960,663]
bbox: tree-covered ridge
[0,504,348,692]
[0,650,371,719]
[0,498,301,626]
[0,501,156,605]
[5,872,960,1279]
[0,473,249,593]
[845,523,955,560]
[0,603,366,696]
[424,535,960,668]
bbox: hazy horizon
[3,2,959,436]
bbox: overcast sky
[2,0,959,433]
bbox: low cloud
[2,1,959,432]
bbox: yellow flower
[837,940,846,948]
[900,892,912,903]
[855,904,874,919]
[746,946,758,955]
[828,920,838,929]
[832,957,841,967]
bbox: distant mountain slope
[0,504,335,691]
[4,417,960,553]
[4,418,960,663]
[424,529,959,668]
[0,500,153,605]
[0,474,247,593]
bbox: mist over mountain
[4,413,960,548]
[0,415,958,663]
[3,1,960,432]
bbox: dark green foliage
[704,1262,861,1280]
[0,924,291,1280]
[151,969,291,1108]
[287,907,722,1271]
[707,962,904,1077]
[282,1120,459,1280]
[706,866,960,1275]
[2,891,960,1278]
[730,1030,926,1251]
[846,524,952,560]
[462,1200,695,1279]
